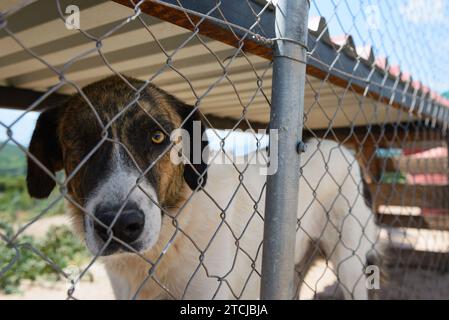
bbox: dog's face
[26,76,208,256]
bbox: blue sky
[310,0,449,93]
[1,0,449,148]
[0,109,38,146]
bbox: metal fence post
[260,0,309,300]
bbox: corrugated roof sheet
[0,0,446,129]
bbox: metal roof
[0,0,447,129]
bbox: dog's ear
[173,101,209,191]
[183,111,209,191]
[27,107,63,199]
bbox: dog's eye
[151,131,166,144]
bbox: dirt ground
[0,264,115,300]
[3,259,449,300]
[0,255,340,300]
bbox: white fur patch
[84,150,161,256]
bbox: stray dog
[27,75,380,300]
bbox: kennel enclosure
[1,0,449,299]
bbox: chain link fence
[0,0,448,300]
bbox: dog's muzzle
[93,202,145,254]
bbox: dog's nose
[94,205,145,245]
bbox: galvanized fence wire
[1,0,449,301]
[0,0,275,300]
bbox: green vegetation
[0,225,89,294]
[0,175,65,224]
[0,142,89,294]
[380,172,407,184]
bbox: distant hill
[0,142,26,176]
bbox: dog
[26,75,380,300]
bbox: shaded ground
[378,267,449,300]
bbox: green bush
[0,225,90,295]
[0,143,81,294]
